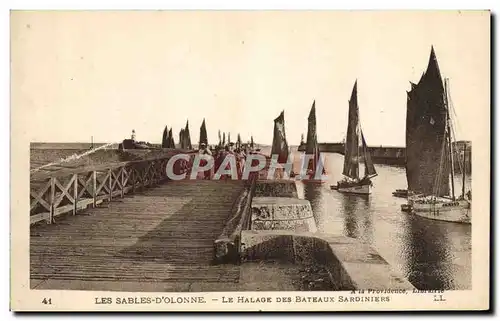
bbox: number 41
[42,298,52,305]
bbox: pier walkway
[31,180,246,291]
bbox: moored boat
[332,81,377,194]
[392,189,409,198]
[269,111,291,179]
[401,47,471,224]
[301,100,326,183]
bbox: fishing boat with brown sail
[302,100,326,182]
[331,81,377,194]
[179,120,193,150]
[401,47,471,224]
[269,111,291,179]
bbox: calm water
[289,151,471,290]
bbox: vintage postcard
[10,10,490,311]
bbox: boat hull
[301,179,326,184]
[392,189,409,198]
[337,182,372,195]
[403,199,471,224]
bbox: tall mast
[462,145,467,198]
[343,81,361,180]
[444,78,456,200]
[356,123,360,179]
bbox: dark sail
[199,118,208,147]
[406,46,450,196]
[236,134,242,149]
[179,129,185,149]
[167,128,175,148]
[161,125,169,148]
[361,131,377,177]
[184,120,193,150]
[342,81,360,179]
[222,132,226,146]
[250,136,254,149]
[305,100,324,174]
[271,111,289,163]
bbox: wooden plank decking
[30,180,246,291]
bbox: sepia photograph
[10,9,490,311]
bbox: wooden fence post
[48,177,55,224]
[108,169,113,202]
[121,167,125,198]
[152,161,157,186]
[92,171,97,208]
[141,165,145,190]
[73,173,78,215]
[131,167,135,193]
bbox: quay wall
[241,230,415,290]
[214,178,415,290]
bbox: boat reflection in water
[294,151,471,290]
[340,194,372,241]
[302,182,323,229]
[400,213,471,290]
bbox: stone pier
[251,197,317,232]
[254,180,299,198]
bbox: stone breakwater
[214,178,415,291]
[251,197,317,232]
[251,180,316,233]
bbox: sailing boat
[269,111,290,179]
[199,118,208,147]
[303,100,326,182]
[331,81,377,194]
[271,111,290,164]
[402,47,471,224]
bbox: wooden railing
[30,152,197,225]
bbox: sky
[11,10,490,147]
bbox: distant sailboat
[303,100,325,181]
[167,128,175,148]
[271,111,290,164]
[332,81,377,194]
[199,118,208,147]
[183,120,193,150]
[179,128,185,149]
[269,111,290,179]
[161,126,169,148]
[402,47,471,224]
[236,133,242,149]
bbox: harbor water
[290,150,471,290]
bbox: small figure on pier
[131,129,136,141]
[198,143,213,179]
[199,142,212,156]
